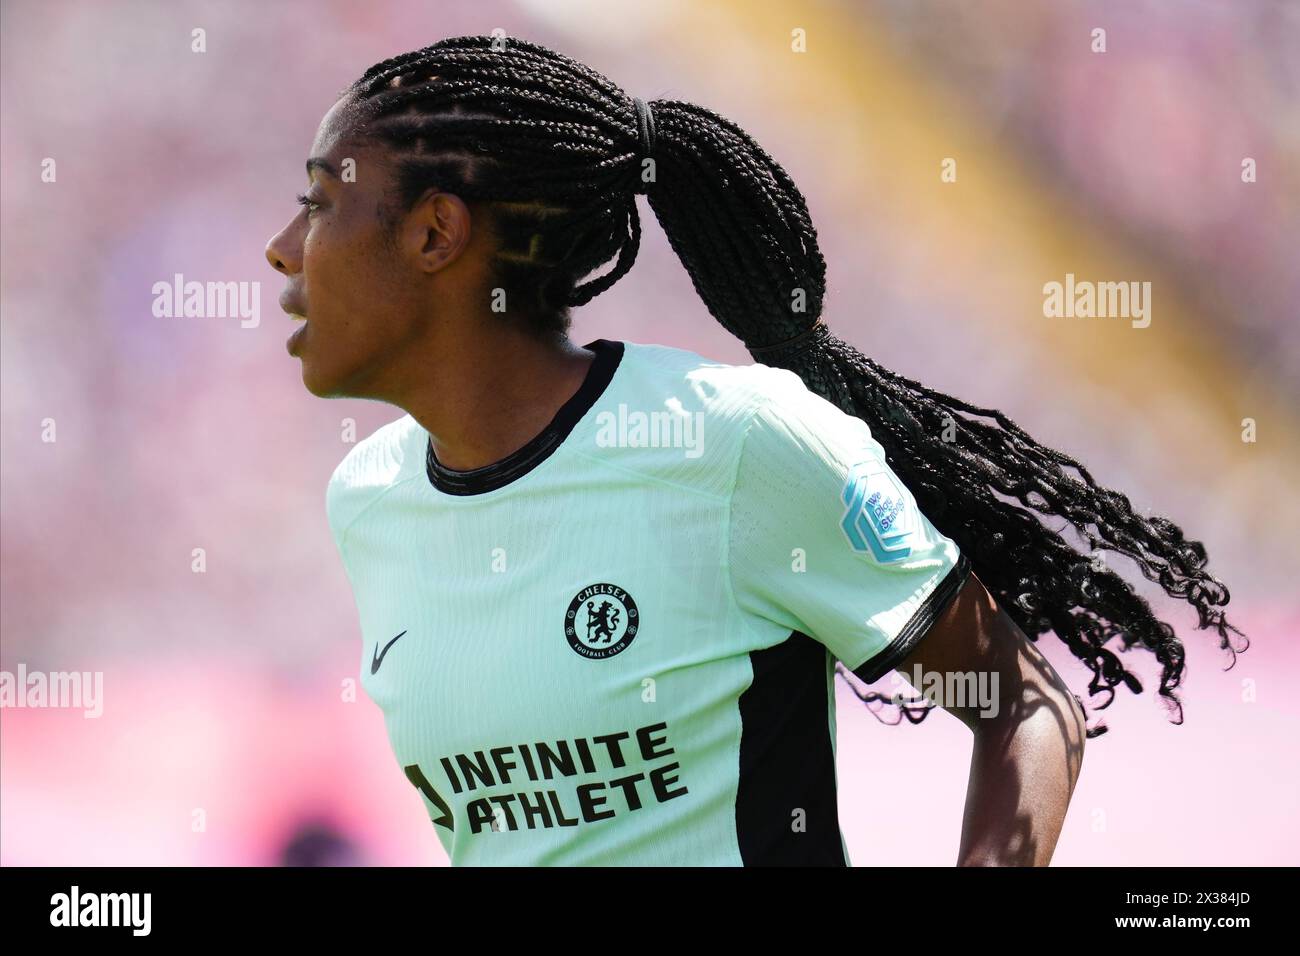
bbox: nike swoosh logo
[371,630,407,675]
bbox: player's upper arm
[727,369,971,681]
[892,569,1088,734]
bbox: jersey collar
[424,339,625,496]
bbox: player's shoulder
[617,339,811,426]
[620,339,859,441]
[325,413,425,535]
[576,339,855,494]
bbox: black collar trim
[424,339,624,496]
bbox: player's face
[264,94,433,399]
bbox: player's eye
[296,192,322,215]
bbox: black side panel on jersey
[736,630,848,866]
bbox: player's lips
[279,288,306,316]
[286,312,308,356]
[280,290,310,355]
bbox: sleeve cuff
[850,552,973,685]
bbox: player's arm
[728,368,1088,867]
[893,571,1087,866]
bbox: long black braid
[341,35,1246,738]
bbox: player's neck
[400,329,596,473]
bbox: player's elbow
[964,672,1087,782]
[952,645,1085,742]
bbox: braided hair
[341,35,1245,738]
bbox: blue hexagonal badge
[840,459,915,563]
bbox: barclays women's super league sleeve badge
[839,459,915,563]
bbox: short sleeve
[727,370,972,684]
[325,458,355,561]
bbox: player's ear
[403,189,473,274]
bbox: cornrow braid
[342,35,1246,737]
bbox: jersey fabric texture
[326,338,971,866]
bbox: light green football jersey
[326,338,969,866]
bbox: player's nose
[265,218,303,276]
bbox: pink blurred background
[2,0,1297,865]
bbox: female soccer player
[265,36,1242,866]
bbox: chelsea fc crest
[565,583,639,659]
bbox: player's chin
[296,349,340,398]
[299,351,371,400]
[299,364,332,398]
[299,361,350,399]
